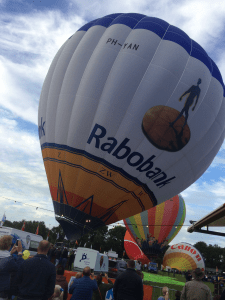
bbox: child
[52,285,64,300]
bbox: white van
[0,226,43,256]
[74,247,108,273]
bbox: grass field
[143,271,215,300]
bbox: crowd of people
[135,234,169,255]
[47,245,75,271]
[0,235,225,300]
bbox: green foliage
[194,241,225,269]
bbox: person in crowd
[157,287,169,300]
[113,259,143,300]
[214,277,223,297]
[174,290,181,300]
[185,271,192,282]
[55,265,68,300]
[68,250,75,271]
[16,240,56,300]
[68,272,82,291]
[92,273,113,300]
[61,248,68,270]
[55,248,62,267]
[69,266,98,300]
[47,244,55,262]
[181,268,212,300]
[136,260,142,271]
[0,236,24,300]
[52,285,64,300]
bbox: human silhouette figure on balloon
[170,78,202,129]
[142,79,202,152]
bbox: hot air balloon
[163,242,205,271]
[124,195,185,260]
[124,230,150,264]
[38,13,225,241]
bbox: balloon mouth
[55,211,105,241]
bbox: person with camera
[92,273,113,300]
[0,236,23,300]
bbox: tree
[78,226,108,251]
[106,226,126,257]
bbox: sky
[1,0,225,249]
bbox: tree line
[4,219,223,268]
[194,241,225,270]
[3,219,128,258]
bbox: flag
[64,235,68,240]
[21,221,26,231]
[46,230,50,241]
[1,213,6,226]
[35,224,39,235]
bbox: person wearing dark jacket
[113,259,143,300]
[69,266,98,300]
[55,265,68,300]
[0,236,24,299]
[55,249,62,267]
[68,251,75,271]
[92,273,114,300]
[61,248,68,269]
[16,240,56,300]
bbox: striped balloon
[163,242,205,271]
[124,195,185,258]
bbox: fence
[151,285,178,300]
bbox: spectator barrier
[65,270,167,300]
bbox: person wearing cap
[92,273,114,300]
[181,268,212,300]
[0,235,24,300]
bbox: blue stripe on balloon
[134,20,168,38]
[77,13,225,92]
[163,31,192,54]
[109,15,143,29]
[93,17,120,28]
[211,59,225,89]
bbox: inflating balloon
[163,242,205,271]
[124,194,185,259]
[38,13,225,240]
[124,230,150,264]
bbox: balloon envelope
[163,242,205,271]
[124,230,150,264]
[38,13,225,240]
[124,194,185,259]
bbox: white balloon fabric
[38,13,225,240]
[163,242,205,271]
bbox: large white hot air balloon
[38,13,225,240]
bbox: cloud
[0,10,84,124]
